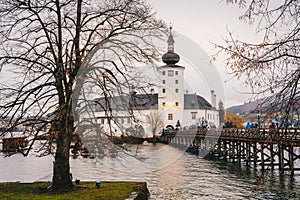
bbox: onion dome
[162,27,180,65]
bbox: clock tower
[157,27,185,128]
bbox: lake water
[1,143,300,199]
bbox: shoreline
[0,181,149,200]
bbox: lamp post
[95,180,101,188]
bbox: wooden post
[289,145,294,175]
[270,144,274,171]
[237,141,241,163]
[246,142,250,166]
[261,143,264,171]
[278,143,284,174]
[253,142,257,167]
[231,141,235,161]
[223,140,228,159]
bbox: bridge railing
[161,128,300,144]
[220,128,300,142]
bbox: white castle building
[89,28,219,137]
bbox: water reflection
[1,143,300,199]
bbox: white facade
[87,28,220,137]
[155,28,219,130]
[157,65,185,128]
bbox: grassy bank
[0,181,149,200]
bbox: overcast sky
[0,1,262,109]
[147,0,262,107]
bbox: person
[269,122,275,131]
[251,123,258,128]
[269,122,275,129]
[245,122,251,131]
[269,122,276,138]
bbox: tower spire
[167,26,175,52]
[162,25,180,65]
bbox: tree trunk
[52,134,72,191]
[52,106,73,192]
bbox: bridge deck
[163,128,300,146]
[160,128,300,174]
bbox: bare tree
[146,111,164,137]
[0,0,164,191]
[215,0,299,125]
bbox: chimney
[210,90,217,108]
[150,88,154,95]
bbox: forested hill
[226,101,259,115]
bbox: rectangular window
[175,80,178,84]
[162,88,166,93]
[175,102,179,106]
[175,71,178,75]
[127,118,131,124]
[168,114,173,120]
[162,71,166,75]
[168,70,174,77]
[121,118,124,124]
[101,118,105,124]
[191,112,197,120]
[162,102,166,107]
[162,80,166,84]
[175,88,179,93]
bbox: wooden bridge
[159,128,300,174]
